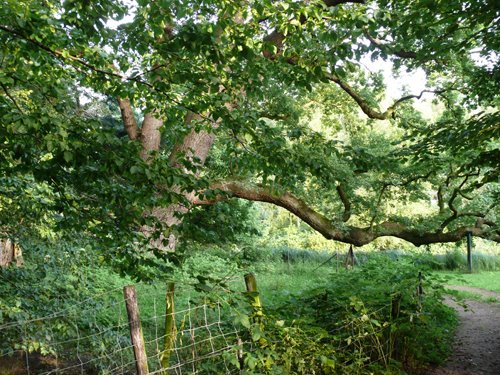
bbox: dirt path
[426,286,500,375]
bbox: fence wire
[0,275,405,375]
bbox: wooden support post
[244,273,262,318]
[123,285,149,375]
[466,231,473,273]
[345,245,356,269]
[160,282,176,371]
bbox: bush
[0,239,125,371]
[261,255,458,374]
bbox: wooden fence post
[466,231,473,273]
[345,245,356,269]
[160,282,176,371]
[123,285,149,375]
[244,273,262,319]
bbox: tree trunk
[0,239,23,267]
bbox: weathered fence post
[466,231,473,273]
[123,285,149,375]
[244,273,263,319]
[160,282,176,371]
[345,245,356,269]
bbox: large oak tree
[1,0,498,263]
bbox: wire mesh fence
[0,270,408,375]
[0,282,249,374]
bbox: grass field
[437,271,500,293]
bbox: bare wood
[0,239,15,267]
[123,285,149,375]
[336,184,351,222]
[168,112,216,170]
[140,112,163,160]
[118,98,139,140]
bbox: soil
[426,286,500,375]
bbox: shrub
[264,255,458,374]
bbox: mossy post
[160,282,176,371]
[123,285,149,375]
[244,273,263,320]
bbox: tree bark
[140,112,163,160]
[118,98,139,140]
[0,239,23,267]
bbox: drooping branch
[327,74,448,120]
[255,3,448,121]
[196,181,499,246]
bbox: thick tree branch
[195,181,499,246]
[140,112,163,160]
[168,112,217,170]
[117,98,139,140]
[437,185,445,213]
[336,183,351,222]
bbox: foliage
[0,239,125,370]
[0,0,498,260]
[0,241,474,374]
[179,200,260,245]
[265,256,458,373]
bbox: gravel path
[426,286,500,375]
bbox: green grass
[444,288,499,303]
[250,262,334,308]
[437,271,500,292]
